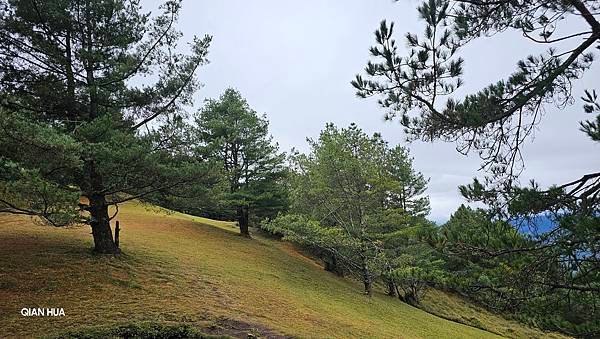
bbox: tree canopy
[0,0,214,253]
[264,123,437,299]
[354,0,600,334]
[194,88,287,236]
[354,0,599,183]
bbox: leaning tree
[0,0,214,254]
[353,0,599,333]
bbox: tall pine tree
[194,89,287,236]
[0,0,213,253]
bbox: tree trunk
[404,286,419,305]
[89,195,119,254]
[404,292,418,305]
[385,264,396,297]
[324,252,344,277]
[362,263,373,297]
[395,285,403,301]
[386,279,397,297]
[237,205,250,237]
[114,220,120,249]
[333,254,344,277]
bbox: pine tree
[194,89,287,236]
[0,0,213,254]
[353,0,600,332]
[264,123,432,297]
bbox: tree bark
[64,26,77,124]
[237,205,250,237]
[385,264,396,297]
[386,279,397,297]
[395,285,403,301]
[324,252,344,277]
[88,194,119,254]
[362,262,373,297]
[333,254,344,277]
[404,290,418,305]
[403,285,419,305]
[115,220,120,249]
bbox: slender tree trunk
[76,5,117,254]
[115,220,120,249]
[324,252,344,277]
[385,264,396,297]
[396,285,403,301]
[386,279,397,297]
[237,205,250,237]
[88,194,119,254]
[333,254,344,277]
[64,27,77,123]
[324,256,335,273]
[405,293,417,305]
[362,261,373,297]
[404,285,419,305]
[83,159,119,254]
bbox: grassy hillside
[0,202,564,338]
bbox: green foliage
[440,205,600,336]
[391,252,447,304]
[355,0,598,181]
[0,0,214,253]
[581,89,600,141]
[441,205,525,251]
[355,0,600,334]
[193,89,288,233]
[264,123,434,299]
[0,109,82,225]
[50,322,227,339]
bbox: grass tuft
[48,321,229,339]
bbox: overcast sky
[142,0,599,222]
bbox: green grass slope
[0,202,564,338]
